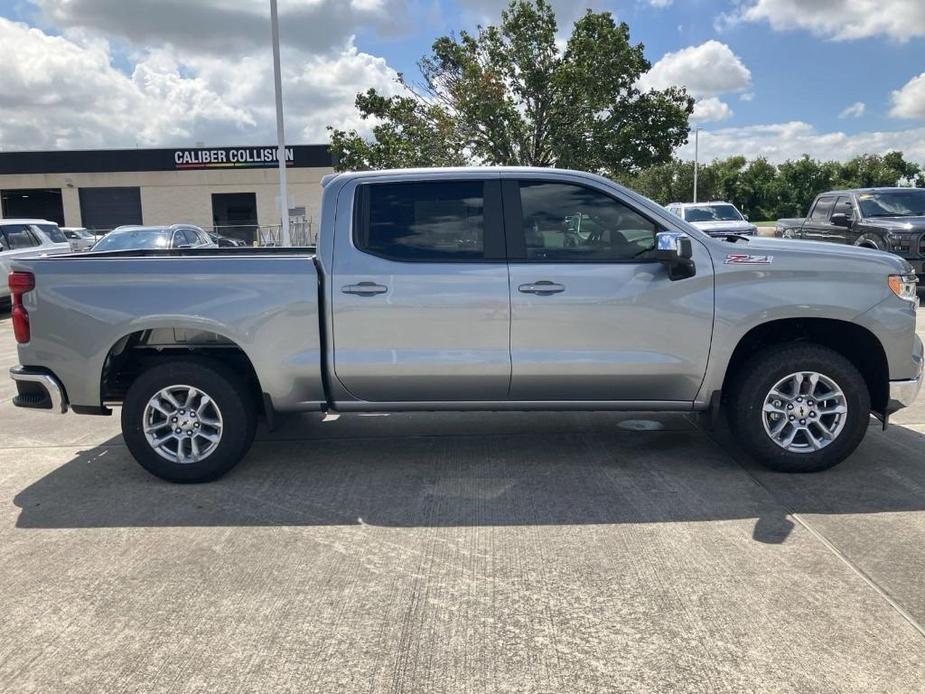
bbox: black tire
[855,234,886,251]
[728,343,870,473]
[121,359,257,483]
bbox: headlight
[888,274,919,304]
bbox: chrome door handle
[518,281,565,295]
[342,282,388,296]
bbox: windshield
[857,190,925,218]
[683,204,744,222]
[33,223,68,244]
[93,229,170,251]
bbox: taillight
[8,271,35,344]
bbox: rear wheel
[121,359,257,482]
[728,343,870,472]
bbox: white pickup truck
[8,168,923,482]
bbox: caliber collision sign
[174,147,295,170]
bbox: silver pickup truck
[8,167,923,482]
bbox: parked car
[775,188,925,280]
[9,167,922,483]
[208,232,248,247]
[61,227,97,252]
[666,202,758,237]
[91,224,216,252]
[0,219,71,303]
[25,219,70,246]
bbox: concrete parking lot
[1,308,924,693]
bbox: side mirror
[743,214,749,221]
[655,231,696,281]
[830,213,850,228]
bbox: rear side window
[809,196,836,222]
[34,224,67,244]
[1,225,40,250]
[355,181,493,261]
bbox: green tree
[329,0,693,175]
[833,152,921,189]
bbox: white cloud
[675,121,925,164]
[32,0,410,55]
[638,41,751,98]
[739,92,755,102]
[456,0,603,25]
[838,101,865,119]
[692,97,733,123]
[729,0,925,42]
[0,18,398,149]
[891,73,925,119]
[648,0,673,7]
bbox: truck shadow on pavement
[11,411,925,545]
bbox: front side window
[174,229,199,247]
[356,181,487,261]
[517,181,657,261]
[832,196,854,219]
[1,224,40,250]
[809,196,836,222]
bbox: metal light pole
[270,0,291,246]
[693,127,700,204]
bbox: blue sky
[1,0,924,163]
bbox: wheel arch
[100,327,265,413]
[721,317,889,415]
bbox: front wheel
[121,359,258,483]
[728,344,870,472]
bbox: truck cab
[776,188,925,280]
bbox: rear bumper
[9,366,68,414]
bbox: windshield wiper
[722,234,751,242]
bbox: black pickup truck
[776,187,925,280]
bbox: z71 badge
[725,253,774,265]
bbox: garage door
[79,187,142,231]
[1,189,64,225]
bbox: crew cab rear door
[801,195,838,242]
[330,174,511,402]
[502,174,714,403]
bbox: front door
[504,177,714,402]
[829,195,855,243]
[331,177,511,402]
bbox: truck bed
[11,250,326,413]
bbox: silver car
[91,224,216,252]
[666,202,758,237]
